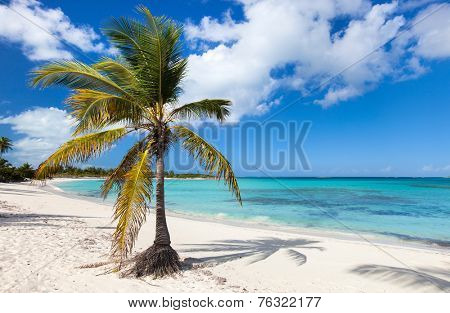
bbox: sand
[0,180,448,293]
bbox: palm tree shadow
[351,264,450,292]
[0,212,97,228]
[181,237,324,268]
[0,186,47,196]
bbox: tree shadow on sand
[0,212,97,228]
[181,237,324,267]
[351,264,450,292]
[0,187,47,196]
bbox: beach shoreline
[47,178,450,253]
[1,180,449,293]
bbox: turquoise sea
[55,177,450,246]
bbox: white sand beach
[0,180,448,293]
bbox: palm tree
[0,137,13,158]
[17,162,35,179]
[31,6,241,277]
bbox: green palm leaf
[0,137,13,155]
[173,126,241,204]
[138,6,187,105]
[101,138,152,198]
[102,16,151,68]
[169,99,231,122]
[105,7,187,107]
[112,149,153,259]
[94,57,138,88]
[67,89,143,135]
[31,61,131,97]
[35,128,128,179]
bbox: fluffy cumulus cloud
[410,3,450,59]
[183,0,450,120]
[0,107,74,165]
[0,0,113,60]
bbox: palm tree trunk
[154,150,171,245]
[131,126,181,278]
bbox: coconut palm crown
[0,137,13,157]
[31,6,241,277]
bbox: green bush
[0,158,35,182]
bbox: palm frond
[102,16,150,68]
[93,57,138,88]
[66,89,144,135]
[112,149,153,259]
[103,15,160,106]
[0,137,13,154]
[173,126,241,204]
[137,5,187,105]
[35,128,128,179]
[169,99,231,122]
[104,7,187,107]
[31,61,130,97]
[101,138,151,198]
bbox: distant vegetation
[52,166,211,179]
[0,136,35,183]
[0,158,35,183]
[0,135,209,181]
[164,171,212,179]
[0,159,211,181]
[51,166,114,178]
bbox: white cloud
[422,164,450,173]
[395,56,428,81]
[0,107,74,165]
[185,10,242,43]
[183,0,450,120]
[0,0,112,61]
[256,96,283,114]
[410,3,450,59]
[381,165,392,173]
[422,165,433,171]
[398,0,439,12]
[316,86,361,108]
[315,2,405,107]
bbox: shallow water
[55,177,450,245]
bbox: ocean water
[55,177,450,246]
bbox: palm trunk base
[131,244,181,278]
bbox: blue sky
[0,0,449,177]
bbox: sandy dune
[0,181,448,292]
